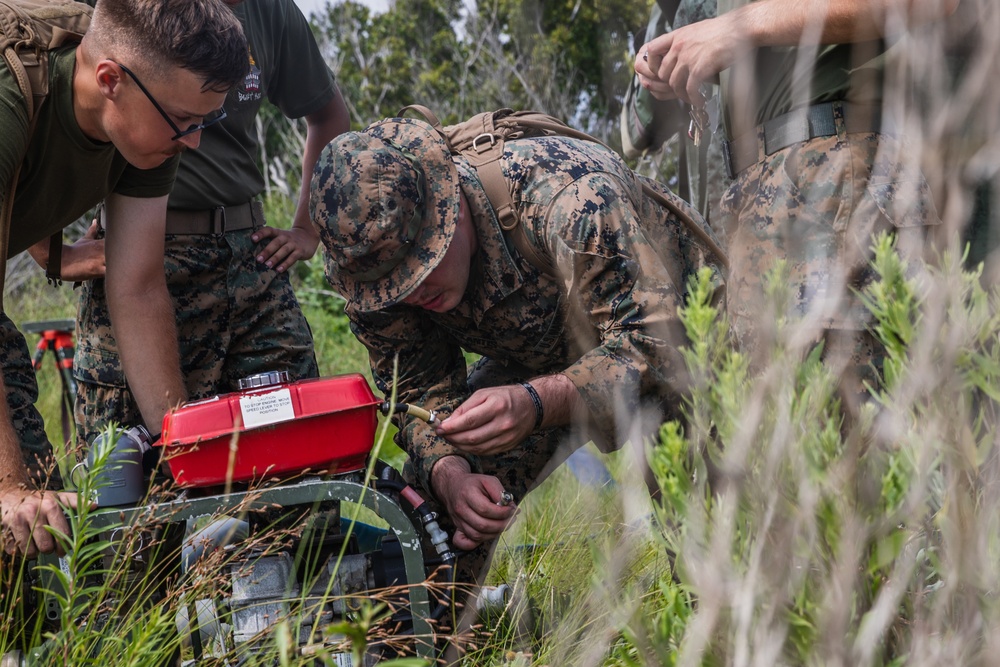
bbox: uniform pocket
[864,168,941,231]
[73,341,127,388]
[845,134,941,267]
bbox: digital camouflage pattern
[74,229,318,447]
[316,134,725,502]
[311,118,461,311]
[721,127,940,401]
[0,314,60,487]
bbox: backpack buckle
[472,132,496,153]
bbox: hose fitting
[379,401,438,424]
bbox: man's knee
[74,381,141,450]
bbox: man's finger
[57,491,79,509]
[31,522,55,556]
[4,520,29,556]
[251,225,275,241]
[451,529,480,551]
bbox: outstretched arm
[103,193,186,434]
[0,379,77,557]
[634,0,961,105]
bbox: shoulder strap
[0,0,91,121]
[400,105,559,277]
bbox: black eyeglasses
[115,62,227,141]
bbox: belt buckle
[209,206,226,236]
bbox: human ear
[94,60,124,100]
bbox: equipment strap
[45,232,61,284]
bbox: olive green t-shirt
[0,47,178,258]
[168,0,337,209]
[719,0,885,139]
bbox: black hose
[370,477,458,621]
[373,478,407,494]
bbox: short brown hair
[85,0,247,92]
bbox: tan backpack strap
[398,104,444,130]
[458,113,559,278]
[399,106,558,277]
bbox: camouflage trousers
[74,227,318,448]
[401,356,576,589]
[0,313,61,488]
[721,128,940,405]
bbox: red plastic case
[158,374,380,488]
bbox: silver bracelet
[520,381,544,431]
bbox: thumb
[480,475,507,504]
[84,220,100,240]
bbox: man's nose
[177,130,201,150]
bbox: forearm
[0,388,30,490]
[107,281,186,432]
[736,0,959,46]
[563,334,684,433]
[293,87,349,234]
[524,373,583,429]
[26,238,48,269]
[429,454,471,496]
[103,194,186,431]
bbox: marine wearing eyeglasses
[0,0,248,559]
[67,0,350,465]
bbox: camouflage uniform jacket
[348,136,725,494]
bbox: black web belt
[722,101,885,179]
[164,200,264,235]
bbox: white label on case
[239,388,294,428]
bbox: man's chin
[130,151,182,170]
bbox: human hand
[251,225,319,273]
[430,456,515,550]
[0,486,77,558]
[634,15,746,106]
[58,221,106,281]
[435,385,536,456]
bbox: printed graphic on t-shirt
[239,46,262,104]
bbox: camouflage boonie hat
[310,117,460,311]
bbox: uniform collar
[454,157,525,324]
